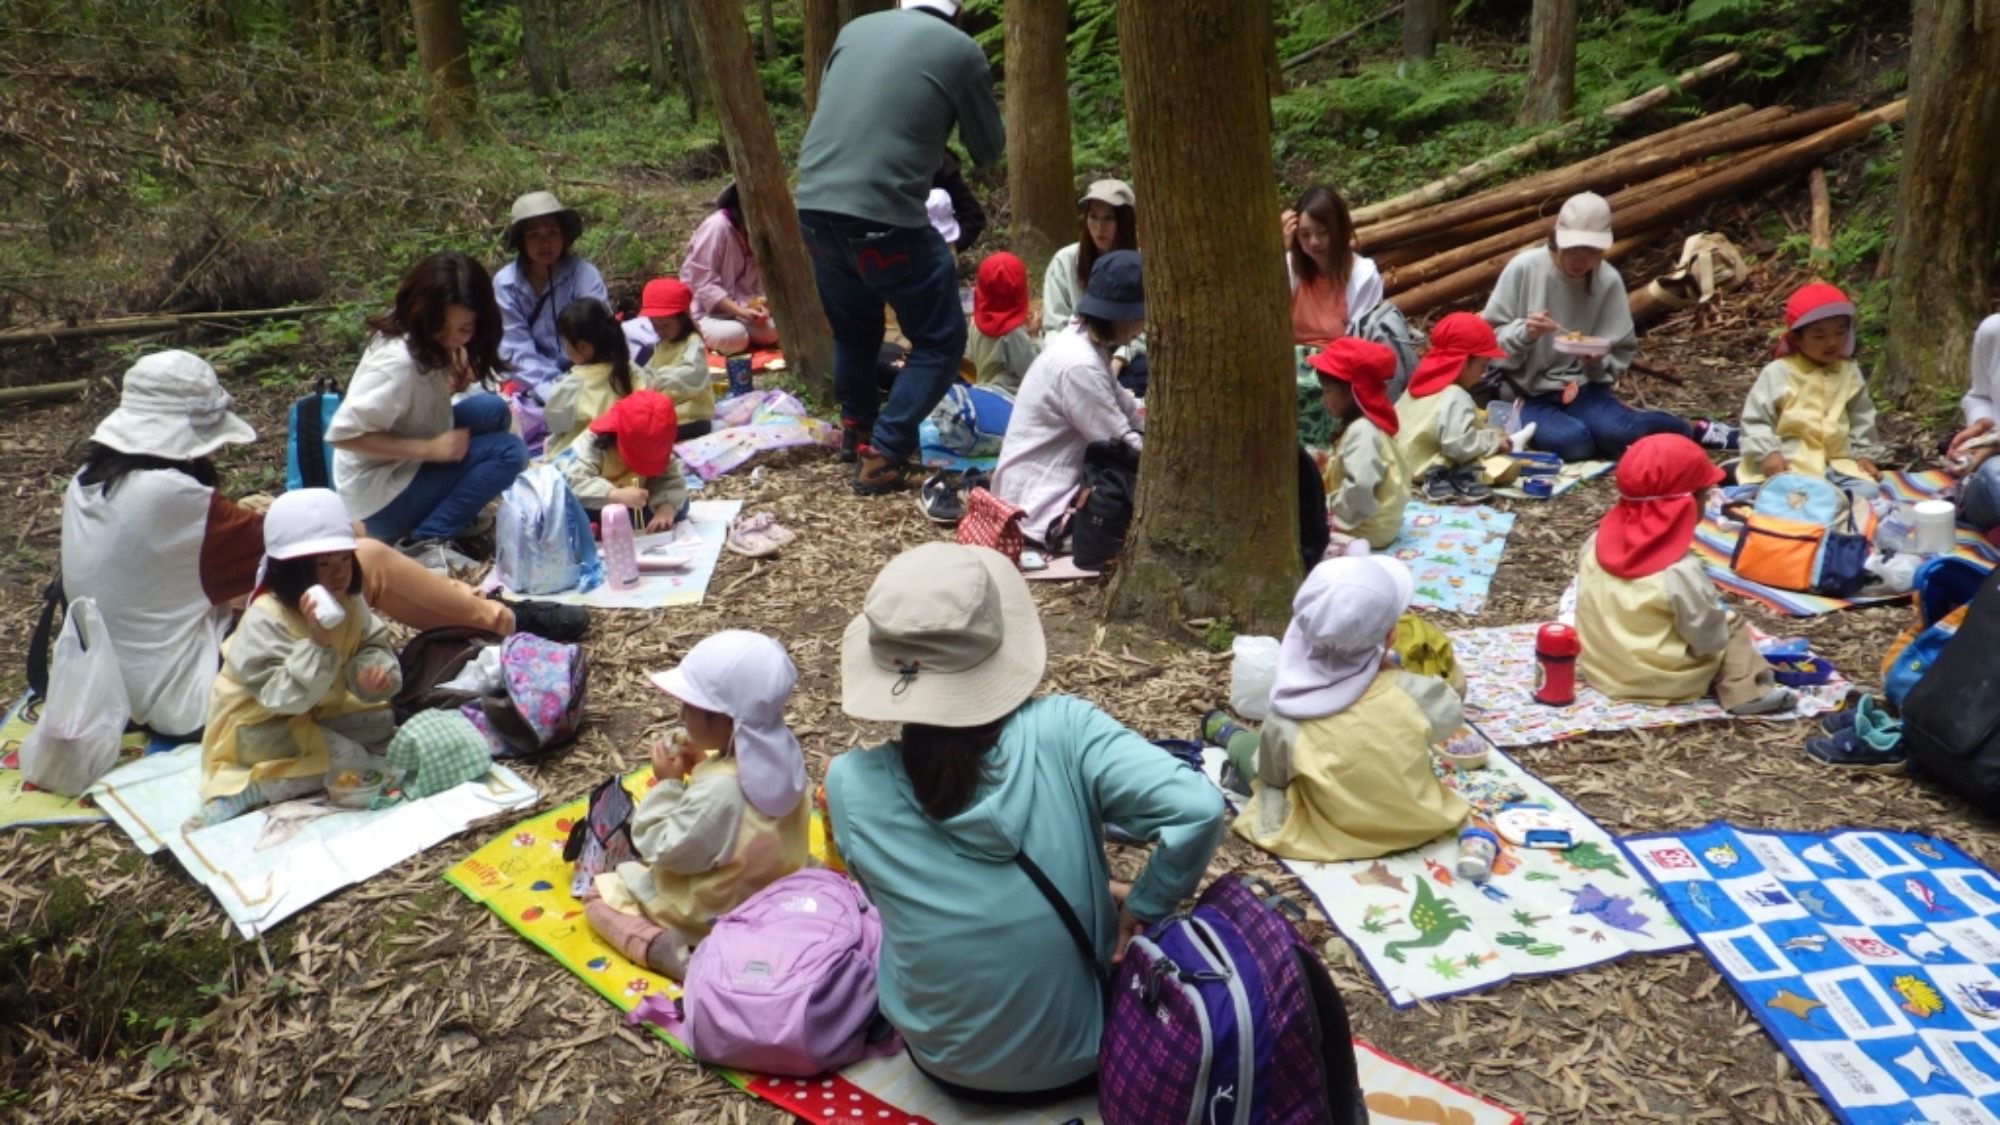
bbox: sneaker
[917,472,965,526]
[727,511,795,558]
[1803,731,1906,772]
[1726,686,1797,716]
[1420,468,1459,502]
[398,537,478,576]
[838,419,869,464]
[1693,419,1740,451]
[1818,708,1860,735]
[491,594,589,642]
[962,467,992,495]
[852,445,910,496]
[1450,467,1493,502]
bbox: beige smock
[1395,383,1506,479]
[542,362,624,459]
[1323,418,1409,549]
[1574,531,1731,704]
[1736,355,1884,484]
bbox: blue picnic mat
[1622,821,2000,1123]
[1385,503,1516,616]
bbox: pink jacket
[682,210,763,321]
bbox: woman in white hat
[190,489,402,827]
[824,542,1224,1103]
[1040,179,1146,391]
[1480,192,1724,462]
[57,349,583,740]
[494,190,610,394]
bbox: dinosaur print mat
[1623,823,2000,1125]
[1207,733,1693,1008]
[1390,503,1516,617]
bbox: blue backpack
[285,376,342,491]
[1885,556,1993,708]
[1727,472,1873,596]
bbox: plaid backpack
[1099,875,1365,1125]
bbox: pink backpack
[629,870,895,1077]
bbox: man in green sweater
[796,0,1005,496]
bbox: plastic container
[1456,827,1500,882]
[1533,622,1581,706]
[1551,333,1612,357]
[725,355,754,399]
[1914,499,1957,555]
[303,584,347,630]
[326,768,386,810]
[1874,499,1918,553]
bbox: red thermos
[1533,623,1581,705]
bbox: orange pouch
[1730,513,1825,592]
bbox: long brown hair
[1289,185,1355,293]
[367,251,508,383]
[1076,204,1139,290]
[895,719,1007,821]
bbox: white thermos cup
[1914,499,1958,555]
[303,584,347,630]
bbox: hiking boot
[399,537,479,577]
[1450,467,1493,502]
[1803,730,1906,772]
[491,595,590,642]
[1420,467,1459,503]
[852,445,910,496]
[1693,419,1740,451]
[838,418,870,464]
[917,472,965,526]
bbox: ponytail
[894,719,1007,820]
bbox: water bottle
[600,504,641,589]
[303,584,347,630]
[1533,623,1580,706]
[1456,827,1500,883]
[725,355,754,399]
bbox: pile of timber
[1369,99,1907,320]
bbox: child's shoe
[1819,708,1860,735]
[1803,731,1906,772]
[1420,467,1459,502]
[917,472,965,526]
[1450,467,1493,501]
[1727,687,1796,716]
[1693,419,1740,451]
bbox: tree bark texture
[642,0,670,98]
[801,0,840,114]
[1258,0,1284,94]
[1403,0,1444,62]
[665,0,705,119]
[1880,0,2000,406]
[1518,0,1578,126]
[686,0,835,400]
[1107,0,1300,632]
[759,0,779,61]
[377,0,407,68]
[518,0,572,99]
[836,0,890,25]
[411,0,478,133]
[1004,0,1075,281]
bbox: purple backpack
[630,870,895,1077]
[1099,875,1364,1125]
[461,634,588,759]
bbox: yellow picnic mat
[0,693,177,829]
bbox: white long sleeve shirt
[993,323,1144,546]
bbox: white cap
[264,489,359,560]
[1554,192,1615,251]
[901,0,961,14]
[651,631,806,819]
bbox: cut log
[1808,167,1833,275]
[1391,231,1659,318]
[0,305,339,347]
[0,380,87,406]
[1601,52,1743,120]
[1282,2,1402,70]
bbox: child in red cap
[964,252,1039,394]
[624,277,716,441]
[559,389,689,533]
[1575,434,1791,714]
[1310,337,1409,550]
[1737,282,1883,497]
[1395,311,1537,502]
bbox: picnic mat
[492,500,741,611]
[450,773,1524,1125]
[704,347,785,374]
[91,744,536,937]
[1491,459,1613,500]
[1451,624,1847,748]
[1622,822,2000,1125]
[1388,503,1516,616]
[1692,472,1999,616]
[676,391,835,482]
[1203,735,1692,1008]
[0,693,181,829]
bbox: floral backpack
[462,634,589,759]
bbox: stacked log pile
[1367,100,1908,321]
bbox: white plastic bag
[21,598,131,797]
[1228,635,1281,722]
[495,465,603,596]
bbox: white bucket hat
[90,350,256,461]
[1270,557,1413,720]
[651,631,806,819]
[264,489,359,560]
[841,543,1046,727]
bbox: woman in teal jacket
[825,542,1225,1104]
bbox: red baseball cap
[589,390,679,478]
[639,278,693,319]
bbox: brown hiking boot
[851,445,910,496]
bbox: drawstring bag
[496,464,603,596]
[957,487,1026,565]
[21,598,131,797]
[462,633,589,759]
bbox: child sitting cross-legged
[1311,337,1410,550]
[190,490,402,828]
[621,278,717,442]
[1396,311,1537,502]
[1737,282,1884,497]
[583,631,812,978]
[1576,434,1795,714]
[559,389,690,533]
[1231,557,1471,864]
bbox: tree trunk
[1518,0,1578,126]
[377,0,407,68]
[1107,0,1300,632]
[1004,0,1075,281]
[665,0,705,120]
[836,0,890,24]
[1257,0,1284,94]
[411,0,478,134]
[518,0,572,99]
[759,0,779,61]
[642,0,670,98]
[1880,0,2000,407]
[1403,0,1444,62]
[801,0,841,114]
[686,0,836,400]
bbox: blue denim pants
[362,393,528,542]
[1517,381,1692,462]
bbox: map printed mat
[1622,822,2000,1125]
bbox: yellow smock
[1574,534,1722,705]
[1324,419,1409,550]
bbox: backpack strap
[25,574,65,702]
[1012,851,1110,1006]
[294,376,341,490]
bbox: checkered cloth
[386,710,492,799]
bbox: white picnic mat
[89,744,537,938]
[496,499,741,610]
